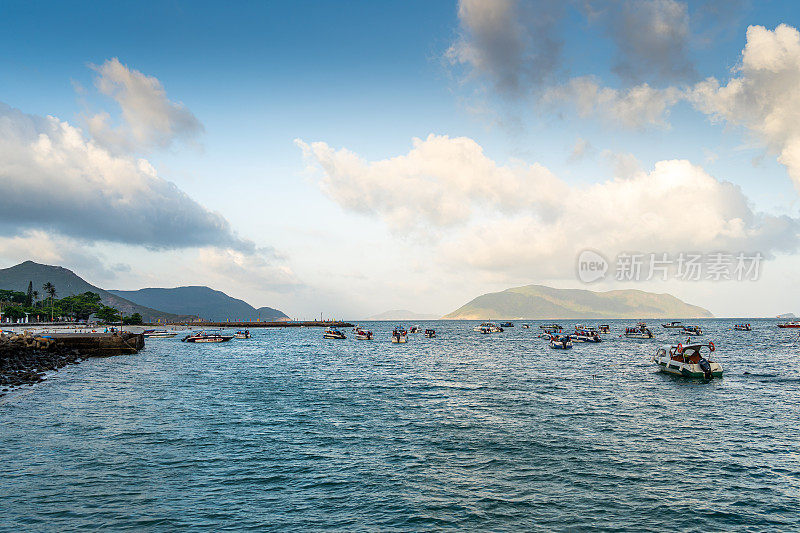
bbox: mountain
[0,261,191,322]
[444,284,713,320]
[777,313,797,318]
[108,286,288,322]
[366,309,439,321]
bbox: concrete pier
[44,332,145,356]
[164,320,353,329]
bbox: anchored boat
[624,322,653,339]
[355,328,373,340]
[549,335,573,349]
[598,324,610,334]
[540,324,563,334]
[181,331,234,343]
[500,321,514,328]
[681,325,703,336]
[424,329,436,338]
[473,322,503,333]
[662,321,684,329]
[323,328,346,339]
[143,329,177,338]
[777,321,800,328]
[234,329,251,339]
[734,323,751,331]
[570,328,602,343]
[391,326,408,343]
[652,342,722,379]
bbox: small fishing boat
[473,322,503,333]
[391,326,408,343]
[652,342,722,379]
[143,329,177,338]
[234,329,251,339]
[355,328,373,340]
[409,325,419,333]
[777,321,800,328]
[598,324,610,334]
[522,324,530,329]
[323,328,346,339]
[624,322,653,339]
[181,331,233,343]
[662,321,684,329]
[424,329,436,338]
[734,323,751,331]
[500,321,514,328]
[570,328,602,343]
[681,325,703,336]
[549,335,573,349]
[539,324,563,334]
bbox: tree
[122,313,143,325]
[95,306,121,324]
[25,281,33,307]
[43,282,57,321]
[32,290,39,308]
[58,292,102,321]
[3,306,26,323]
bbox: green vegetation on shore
[0,285,141,324]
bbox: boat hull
[391,336,407,343]
[653,356,722,378]
[184,336,233,343]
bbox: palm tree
[43,282,56,322]
[32,290,39,307]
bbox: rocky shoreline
[0,332,87,395]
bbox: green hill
[109,286,288,322]
[0,261,192,322]
[444,284,713,320]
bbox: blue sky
[2,1,800,318]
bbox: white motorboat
[473,322,503,333]
[323,328,346,339]
[144,329,177,338]
[181,331,233,343]
[624,323,653,339]
[391,326,408,343]
[424,329,436,338]
[662,321,684,329]
[681,325,703,336]
[652,342,722,379]
[355,328,373,340]
[570,328,602,343]
[234,329,251,339]
[549,335,573,349]
[734,323,751,331]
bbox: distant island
[366,309,439,321]
[444,284,713,320]
[777,313,797,318]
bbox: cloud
[299,134,799,277]
[544,76,683,128]
[690,24,800,191]
[604,0,697,84]
[88,58,203,152]
[197,247,299,292]
[0,102,245,250]
[568,137,592,162]
[446,0,565,95]
[296,134,566,232]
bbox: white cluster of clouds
[299,134,799,276]
[690,24,800,191]
[87,58,204,153]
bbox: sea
[1,319,798,531]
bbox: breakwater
[0,331,144,393]
[165,320,354,328]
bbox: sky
[2,0,800,319]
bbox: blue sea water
[1,319,799,531]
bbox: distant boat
[182,331,233,343]
[424,329,436,338]
[570,328,602,343]
[323,328,346,339]
[662,321,683,329]
[234,329,251,339]
[355,328,373,340]
[549,335,573,349]
[598,324,610,334]
[624,324,653,339]
[777,321,800,328]
[143,329,177,338]
[521,324,530,329]
[474,322,503,333]
[391,326,408,343]
[733,323,751,331]
[681,325,703,336]
[652,342,722,379]
[408,325,419,333]
[500,321,514,328]
[540,324,563,334]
